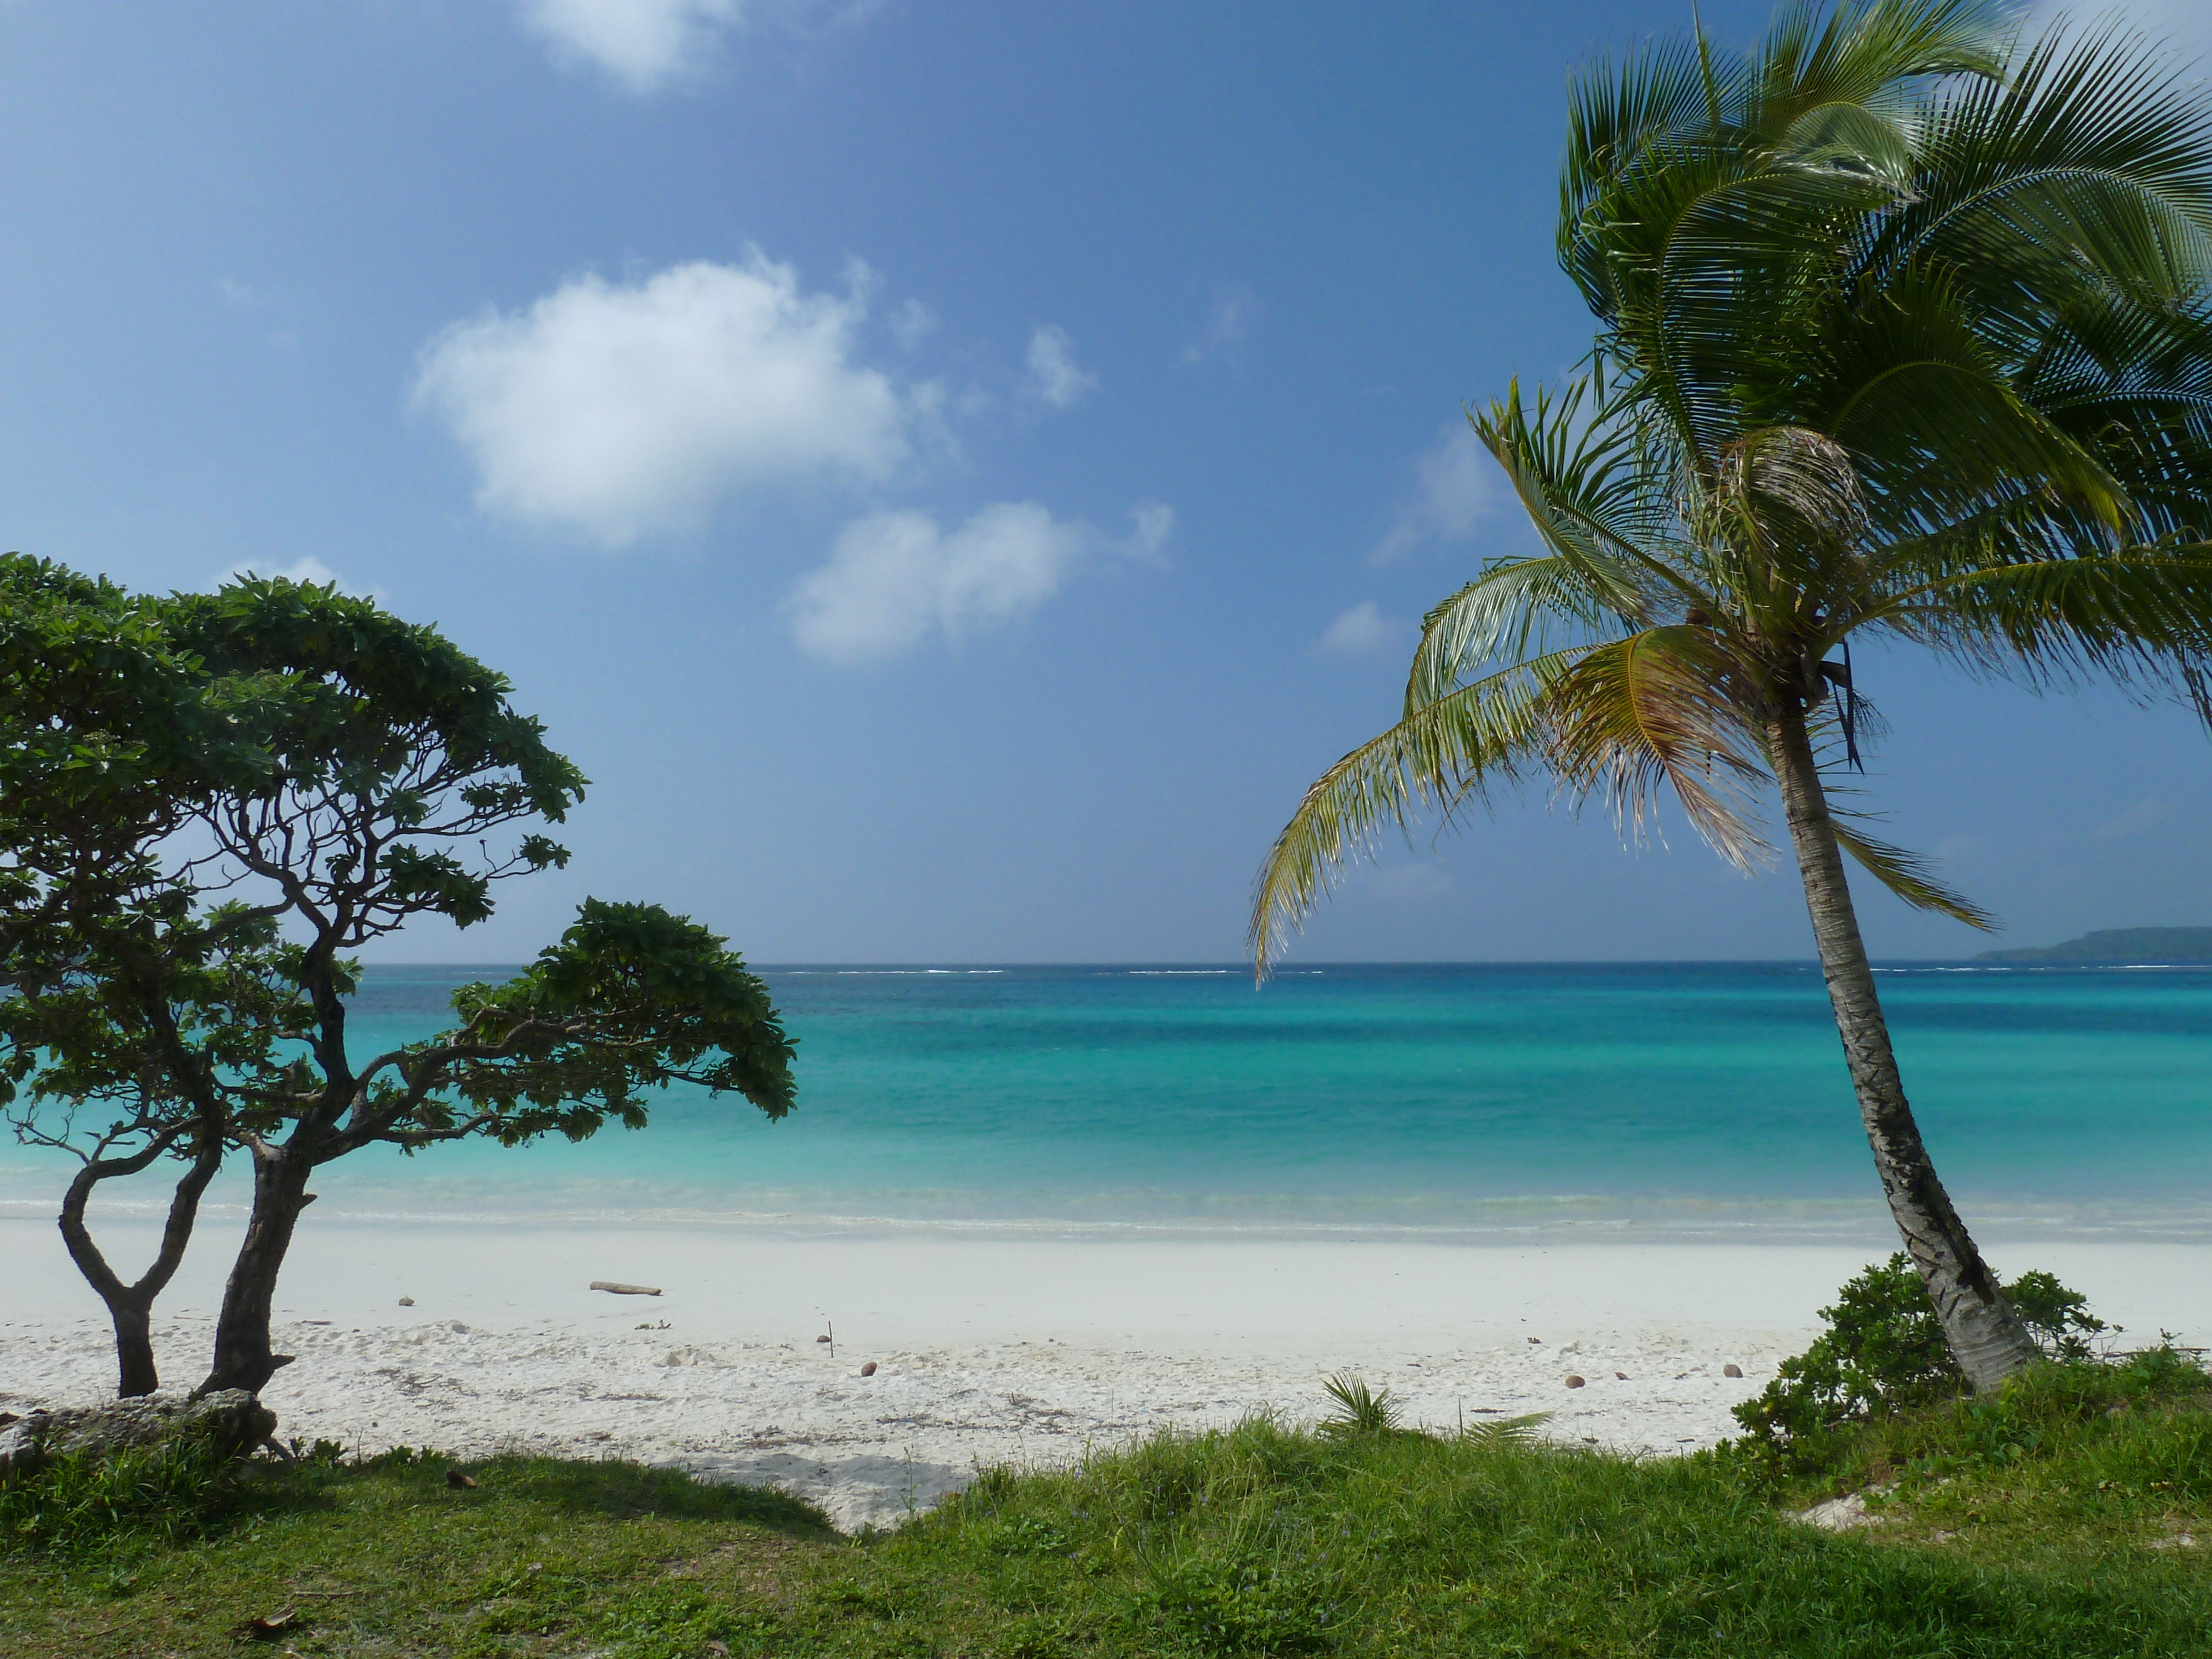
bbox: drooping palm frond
[1829,811,1997,926]
[1250,655,1578,974]
[1540,627,1772,870]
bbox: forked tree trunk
[1770,708,2041,1392]
[58,1133,224,1397]
[199,1144,312,1396]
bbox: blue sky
[2,0,2208,964]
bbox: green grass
[6,1366,2212,1658]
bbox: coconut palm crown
[1252,0,2212,1389]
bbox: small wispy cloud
[889,298,939,352]
[2095,796,2166,841]
[1316,600,1404,659]
[1367,860,1453,904]
[217,276,300,349]
[517,0,743,93]
[1372,421,1492,562]
[514,0,884,94]
[789,499,1171,665]
[1177,287,1254,367]
[1025,325,1097,410]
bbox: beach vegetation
[1731,1253,2115,1460]
[1317,1371,1404,1437]
[1250,0,2212,1391]
[0,561,797,1397]
[10,1360,2212,1656]
[0,556,246,1397]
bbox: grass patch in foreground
[7,1369,2212,1657]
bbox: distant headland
[1973,927,2212,963]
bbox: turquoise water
[6,963,2210,1240]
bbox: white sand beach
[6,1217,2207,1530]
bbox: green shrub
[1731,1254,2108,1459]
[0,1429,239,1556]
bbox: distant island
[1973,926,2212,963]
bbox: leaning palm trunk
[1255,3,2212,1391]
[1768,711,2038,1388]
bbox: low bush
[1731,1254,2111,1462]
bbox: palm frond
[1875,549,2212,690]
[1829,811,1996,926]
[1468,379,1703,613]
[1405,560,1622,715]
[1249,654,1577,975]
[1319,1373,1404,1437]
[1542,627,1773,870]
[1462,1411,1552,1445]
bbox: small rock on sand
[1615,1371,1628,1380]
[1564,1375,1586,1389]
[1723,1363,1744,1378]
[860,1362,878,1377]
[398,1297,414,1307]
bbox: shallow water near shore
[6,961,2210,1241]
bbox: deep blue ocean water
[8,961,2200,1242]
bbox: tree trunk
[57,1130,223,1397]
[1769,708,2040,1391]
[199,1145,310,1396]
[107,1296,159,1399]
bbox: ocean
[7,962,2205,1244]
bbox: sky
[1,0,2209,965]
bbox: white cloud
[1373,421,1493,561]
[1178,288,1254,367]
[1025,325,1097,410]
[516,0,742,94]
[789,500,1171,665]
[414,256,914,546]
[1317,600,1402,658]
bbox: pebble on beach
[1564,1375,1586,1388]
[860,1361,878,1377]
[398,1297,414,1307]
[1723,1363,1744,1378]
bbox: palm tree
[1251,0,2212,1390]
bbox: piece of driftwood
[589,1280,662,1296]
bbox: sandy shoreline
[7,1218,2208,1530]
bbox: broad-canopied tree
[1253,1,2212,1389]
[0,556,266,1396]
[2,567,796,1396]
